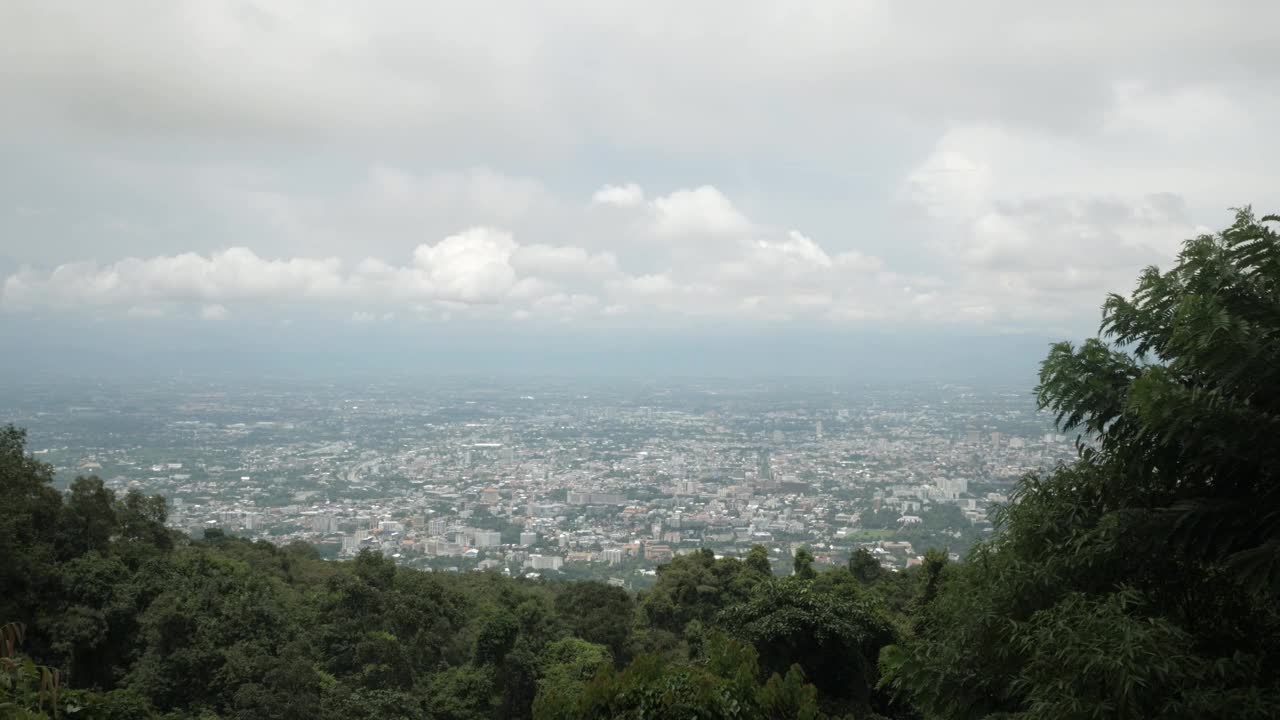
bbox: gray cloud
[2,1,1278,339]
[5,2,1275,141]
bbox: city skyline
[3,373,1071,586]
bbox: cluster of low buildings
[26,378,1077,586]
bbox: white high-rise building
[525,554,563,570]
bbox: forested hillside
[4,209,1280,719]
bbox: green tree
[113,490,172,554]
[125,547,297,712]
[532,636,611,715]
[848,548,883,584]
[473,611,519,666]
[859,508,901,530]
[745,545,772,577]
[425,665,496,720]
[718,577,895,715]
[640,549,763,635]
[881,209,1280,719]
[915,549,947,612]
[791,548,816,580]
[755,665,822,720]
[554,582,634,663]
[533,634,823,720]
[1037,208,1280,591]
[0,426,62,639]
[57,476,116,559]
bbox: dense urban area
[3,374,1073,587]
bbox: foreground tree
[532,634,823,720]
[881,209,1280,718]
[719,576,895,716]
[553,582,635,663]
[0,427,62,640]
[639,548,766,635]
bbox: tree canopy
[881,209,1280,718]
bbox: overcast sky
[2,1,1278,376]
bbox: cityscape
[3,2,1275,716]
[4,372,1076,587]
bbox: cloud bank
[2,1,1276,340]
[2,177,1208,333]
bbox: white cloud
[0,248,347,309]
[407,227,519,303]
[899,124,1222,327]
[592,183,644,207]
[346,228,522,304]
[0,176,1253,334]
[3,183,904,325]
[651,186,752,237]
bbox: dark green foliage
[791,548,816,580]
[114,490,171,554]
[745,545,772,576]
[640,548,765,635]
[553,582,635,663]
[848,548,884,583]
[1011,590,1248,718]
[718,577,895,715]
[1038,208,1280,591]
[425,665,497,720]
[881,209,1280,719]
[532,634,824,720]
[474,611,520,666]
[58,477,116,559]
[913,549,947,617]
[530,637,612,718]
[755,666,822,720]
[859,508,902,530]
[0,426,63,642]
